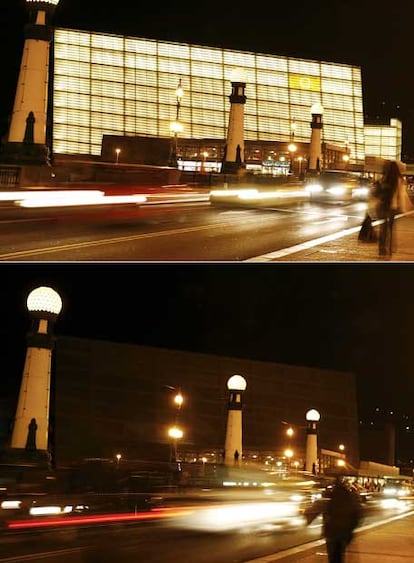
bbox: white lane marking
[245,509,414,562]
[245,211,414,262]
[245,224,361,262]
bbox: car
[304,170,371,204]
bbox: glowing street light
[298,156,304,178]
[116,453,122,464]
[286,426,294,438]
[10,286,62,460]
[168,425,184,462]
[224,375,247,466]
[305,408,321,474]
[288,142,297,174]
[169,78,184,167]
[115,147,121,164]
[174,391,184,408]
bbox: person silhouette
[375,160,411,257]
[234,449,240,465]
[305,477,362,563]
[25,418,38,451]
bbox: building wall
[53,337,360,468]
[364,119,402,162]
[52,29,365,164]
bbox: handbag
[358,213,377,242]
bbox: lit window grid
[364,124,402,161]
[53,29,366,161]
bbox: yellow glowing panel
[91,34,123,51]
[321,63,353,80]
[124,38,157,55]
[124,53,157,71]
[256,55,288,72]
[157,58,190,75]
[91,49,124,66]
[54,43,91,62]
[55,29,90,47]
[223,50,256,68]
[54,77,90,94]
[91,65,124,81]
[289,90,314,106]
[258,72,288,88]
[158,42,190,59]
[289,60,320,75]
[90,97,123,114]
[322,78,353,96]
[191,46,223,63]
[289,74,321,92]
[322,94,354,111]
[191,76,223,93]
[54,91,90,110]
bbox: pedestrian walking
[374,160,411,257]
[305,477,362,563]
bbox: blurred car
[304,170,371,204]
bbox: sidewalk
[269,212,414,262]
[248,509,414,562]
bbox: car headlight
[353,187,369,197]
[305,184,323,193]
[327,186,346,195]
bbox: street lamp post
[165,385,184,461]
[115,147,121,164]
[305,408,320,474]
[5,0,60,164]
[288,142,297,174]
[168,426,183,463]
[284,448,294,470]
[309,103,324,172]
[169,78,184,168]
[10,286,62,465]
[224,374,247,467]
[298,156,304,179]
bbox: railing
[0,166,20,188]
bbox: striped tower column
[308,103,324,172]
[10,286,62,462]
[3,0,59,164]
[221,81,247,175]
[305,408,321,474]
[224,374,247,467]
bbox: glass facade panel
[53,28,367,163]
[364,119,402,161]
[191,46,223,63]
[256,55,288,72]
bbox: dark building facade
[53,337,359,469]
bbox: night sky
[1,263,413,424]
[2,0,414,158]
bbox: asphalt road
[0,199,368,261]
[0,499,407,563]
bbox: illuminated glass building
[364,119,402,163]
[52,29,367,170]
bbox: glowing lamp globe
[229,68,247,84]
[306,408,321,422]
[26,0,60,4]
[27,286,62,315]
[311,102,323,115]
[227,374,247,391]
